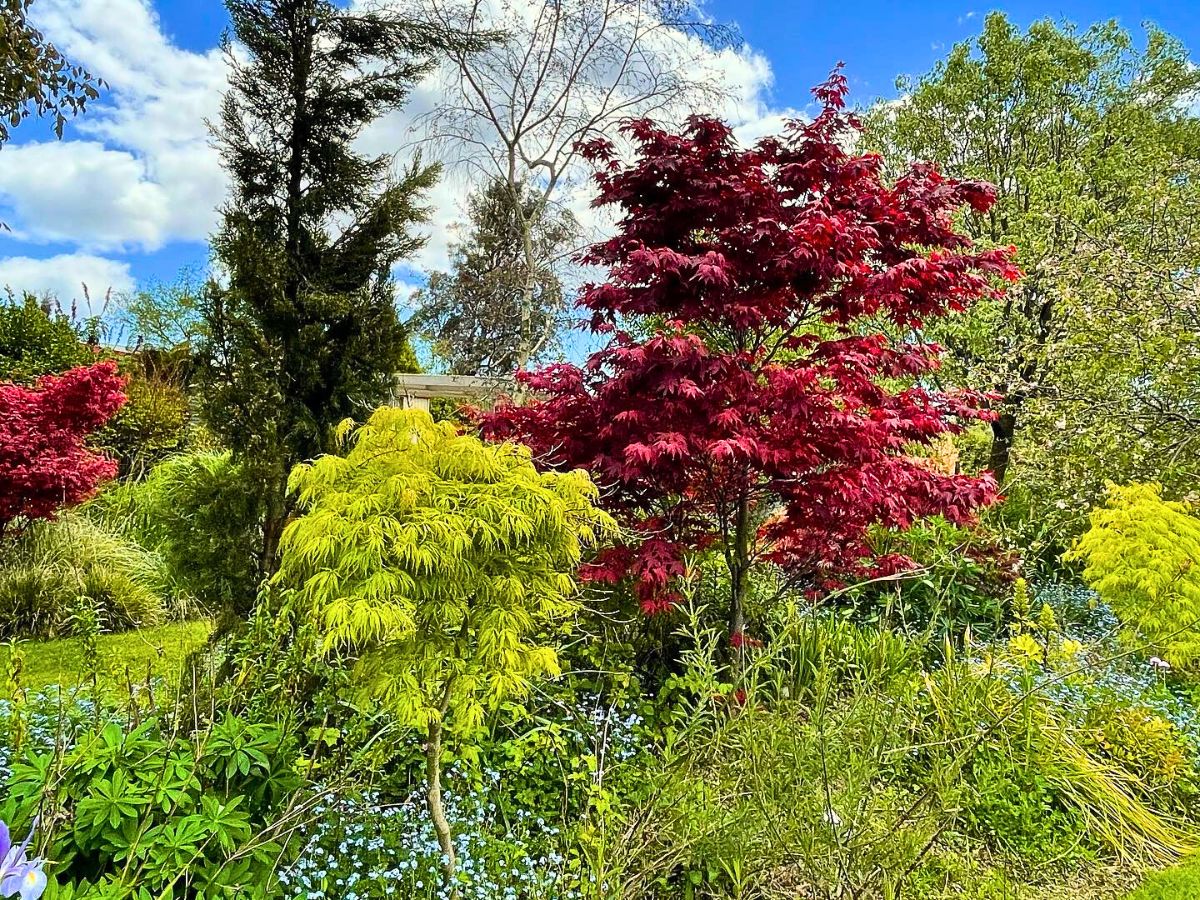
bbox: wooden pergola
[390,373,514,411]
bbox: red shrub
[0,361,127,537]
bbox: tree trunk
[516,206,538,371]
[727,489,752,666]
[258,468,292,587]
[988,409,1018,484]
[426,718,457,892]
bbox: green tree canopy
[202,0,473,578]
[0,292,94,383]
[410,177,577,375]
[0,0,100,143]
[864,13,1200,535]
[1067,482,1200,672]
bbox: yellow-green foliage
[1067,482,1200,671]
[276,407,615,734]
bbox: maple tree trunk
[727,491,752,652]
[988,409,1018,484]
[426,718,457,893]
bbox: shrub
[94,371,192,477]
[0,293,95,383]
[0,713,302,898]
[591,599,1195,898]
[0,514,176,639]
[852,516,1020,640]
[88,451,261,615]
[1081,704,1200,817]
[1066,482,1200,672]
[277,407,614,887]
[0,362,126,538]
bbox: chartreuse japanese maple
[1067,482,1200,671]
[275,407,613,887]
[1065,482,1200,672]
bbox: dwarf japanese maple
[0,361,127,537]
[480,70,1018,639]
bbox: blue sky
[708,0,1200,104]
[1,0,1197,311]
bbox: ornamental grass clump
[276,407,614,889]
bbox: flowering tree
[0,361,126,538]
[480,71,1018,640]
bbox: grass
[0,621,212,698]
[1126,856,1200,899]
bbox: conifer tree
[202,0,474,583]
[410,178,577,375]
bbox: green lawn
[1126,857,1200,899]
[0,621,212,698]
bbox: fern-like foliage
[276,407,615,734]
[1067,482,1200,670]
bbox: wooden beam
[391,373,513,401]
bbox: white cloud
[3,0,788,288]
[0,141,171,250]
[6,0,226,252]
[957,10,977,25]
[0,253,135,302]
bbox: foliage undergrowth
[0,514,189,639]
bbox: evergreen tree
[410,178,577,375]
[203,0,471,585]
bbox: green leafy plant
[0,713,301,898]
[88,452,261,617]
[1081,704,1200,817]
[0,514,175,639]
[1066,482,1200,671]
[963,748,1091,866]
[95,372,191,478]
[853,516,1020,641]
[0,293,96,383]
[276,406,614,887]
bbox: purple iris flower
[0,820,47,900]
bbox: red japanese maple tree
[480,71,1018,639]
[0,361,127,538]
